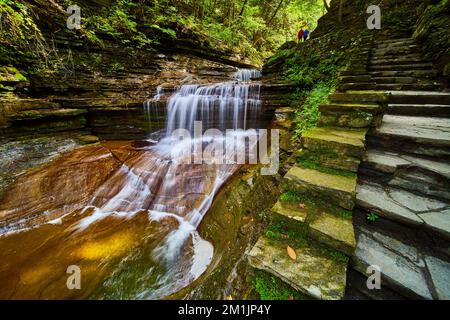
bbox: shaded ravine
[0,70,267,299]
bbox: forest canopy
[147,0,328,63]
[0,0,328,66]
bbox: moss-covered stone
[302,127,368,158]
[247,236,347,300]
[309,211,356,256]
[284,166,357,210]
[272,200,308,225]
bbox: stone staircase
[248,35,450,300]
[247,36,385,300]
[340,37,450,299]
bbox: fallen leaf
[287,246,297,261]
[288,295,294,300]
[299,203,306,209]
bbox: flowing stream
[0,69,264,299]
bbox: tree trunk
[338,0,344,23]
[267,0,284,26]
[239,0,249,16]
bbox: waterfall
[143,86,164,131]
[165,83,261,134]
[234,68,262,81]
[75,69,263,298]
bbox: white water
[75,69,263,298]
[234,69,262,81]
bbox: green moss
[253,270,304,300]
[298,157,357,179]
[264,216,308,248]
[293,81,337,140]
[316,243,349,264]
[279,190,353,221]
[279,191,304,203]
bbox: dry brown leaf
[288,295,294,300]
[287,246,297,261]
[299,203,306,209]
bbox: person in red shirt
[298,28,305,43]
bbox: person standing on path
[303,29,310,42]
[297,28,305,43]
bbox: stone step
[356,183,450,238]
[330,92,388,104]
[376,41,415,49]
[284,166,357,210]
[318,103,382,129]
[302,127,367,158]
[247,236,348,300]
[369,70,438,78]
[272,198,356,255]
[340,83,441,92]
[368,63,433,71]
[387,91,450,105]
[377,38,414,45]
[372,115,450,155]
[371,53,422,60]
[351,227,450,299]
[363,149,450,180]
[372,76,417,84]
[387,104,450,117]
[372,45,418,55]
[308,211,356,256]
[339,70,369,77]
[370,57,427,66]
[297,149,361,172]
[319,103,381,114]
[271,200,307,227]
[360,150,450,201]
[339,75,372,83]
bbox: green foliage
[293,81,336,139]
[253,270,303,300]
[279,191,304,203]
[367,211,379,222]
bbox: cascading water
[0,68,264,300]
[75,70,264,298]
[234,68,262,81]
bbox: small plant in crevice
[367,211,379,222]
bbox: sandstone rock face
[0,144,121,230]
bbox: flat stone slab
[376,115,450,146]
[272,200,307,224]
[387,104,450,118]
[248,236,347,300]
[351,230,433,299]
[302,127,367,158]
[424,256,450,300]
[285,167,356,210]
[365,150,450,179]
[9,109,87,121]
[356,183,450,238]
[309,212,356,256]
[353,227,450,300]
[319,103,381,114]
[387,91,450,105]
[330,93,388,104]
